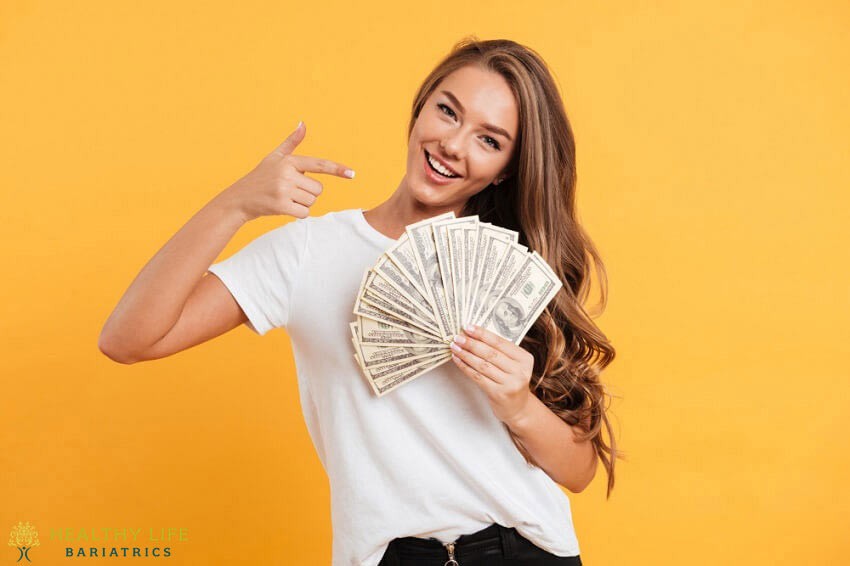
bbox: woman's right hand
[222,121,355,222]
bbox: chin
[410,183,457,208]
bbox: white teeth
[427,152,458,178]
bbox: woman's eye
[437,103,500,150]
[437,103,456,118]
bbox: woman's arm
[98,191,250,363]
[503,394,597,493]
[98,122,356,363]
[449,324,598,493]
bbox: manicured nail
[296,120,303,129]
[344,169,356,179]
[463,324,476,333]
[450,342,462,352]
[453,334,466,345]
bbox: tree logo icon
[7,521,40,563]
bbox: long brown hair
[407,37,624,498]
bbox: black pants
[377,523,583,565]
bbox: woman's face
[404,65,519,210]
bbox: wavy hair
[407,37,625,498]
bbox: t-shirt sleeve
[206,218,309,336]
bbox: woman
[99,37,621,566]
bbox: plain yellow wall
[2,1,847,564]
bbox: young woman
[99,37,621,566]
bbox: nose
[440,130,465,161]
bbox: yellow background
[2,1,847,564]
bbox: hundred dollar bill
[361,290,438,337]
[478,251,563,344]
[355,316,446,348]
[441,217,478,332]
[353,273,442,341]
[466,235,502,326]
[447,225,466,333]
[466,223,519,324]
[433,216,477,336]
[357,347,453,397]
[349,322,445,369]
[353,337,451,397]
[352,344,446,385]
[432,222,456,336]
[460,225,478,327]
[373,253,439,326]
[371,353,453,396]
[468,237,527,325]
[364,269,438,329]
[351,323,446,375]
[361,270,440,334]
[385,232,430,301]
[471,241,529,327]
[407,212,456,340]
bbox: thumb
[274,121,306,157]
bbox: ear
[495,159,517,185]
[493,172,510,185]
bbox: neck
[364,179,466,240]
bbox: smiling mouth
[424,150,461,178]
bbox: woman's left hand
[450,324,535,426]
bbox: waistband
[389,523,519,558]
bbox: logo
[8,521,40,563]
[7,522,186,560]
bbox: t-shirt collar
[354,208,397,248]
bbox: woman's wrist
[500,389,537,433]
[209,186,253,226]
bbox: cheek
[467,157,502,182]
[413,114,443,137]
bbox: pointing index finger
[290,154,355,179]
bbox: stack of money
[350,211,563,397]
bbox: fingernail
[344,169,356,179]
[453,334,466,345]
[464,324,476,333]
[296,120,303,129]
[450,342,461,352]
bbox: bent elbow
[562,462,597,494]
[562,476,591,494]
[98,335,139,365]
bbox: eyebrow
[440,90,514,142]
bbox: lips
[425,149,462,178]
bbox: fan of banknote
[350,211,562,397]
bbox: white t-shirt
[207,208,581,565]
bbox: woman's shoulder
[275,208,356,231]
[299,207,359,223]
[302,208,364,230]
